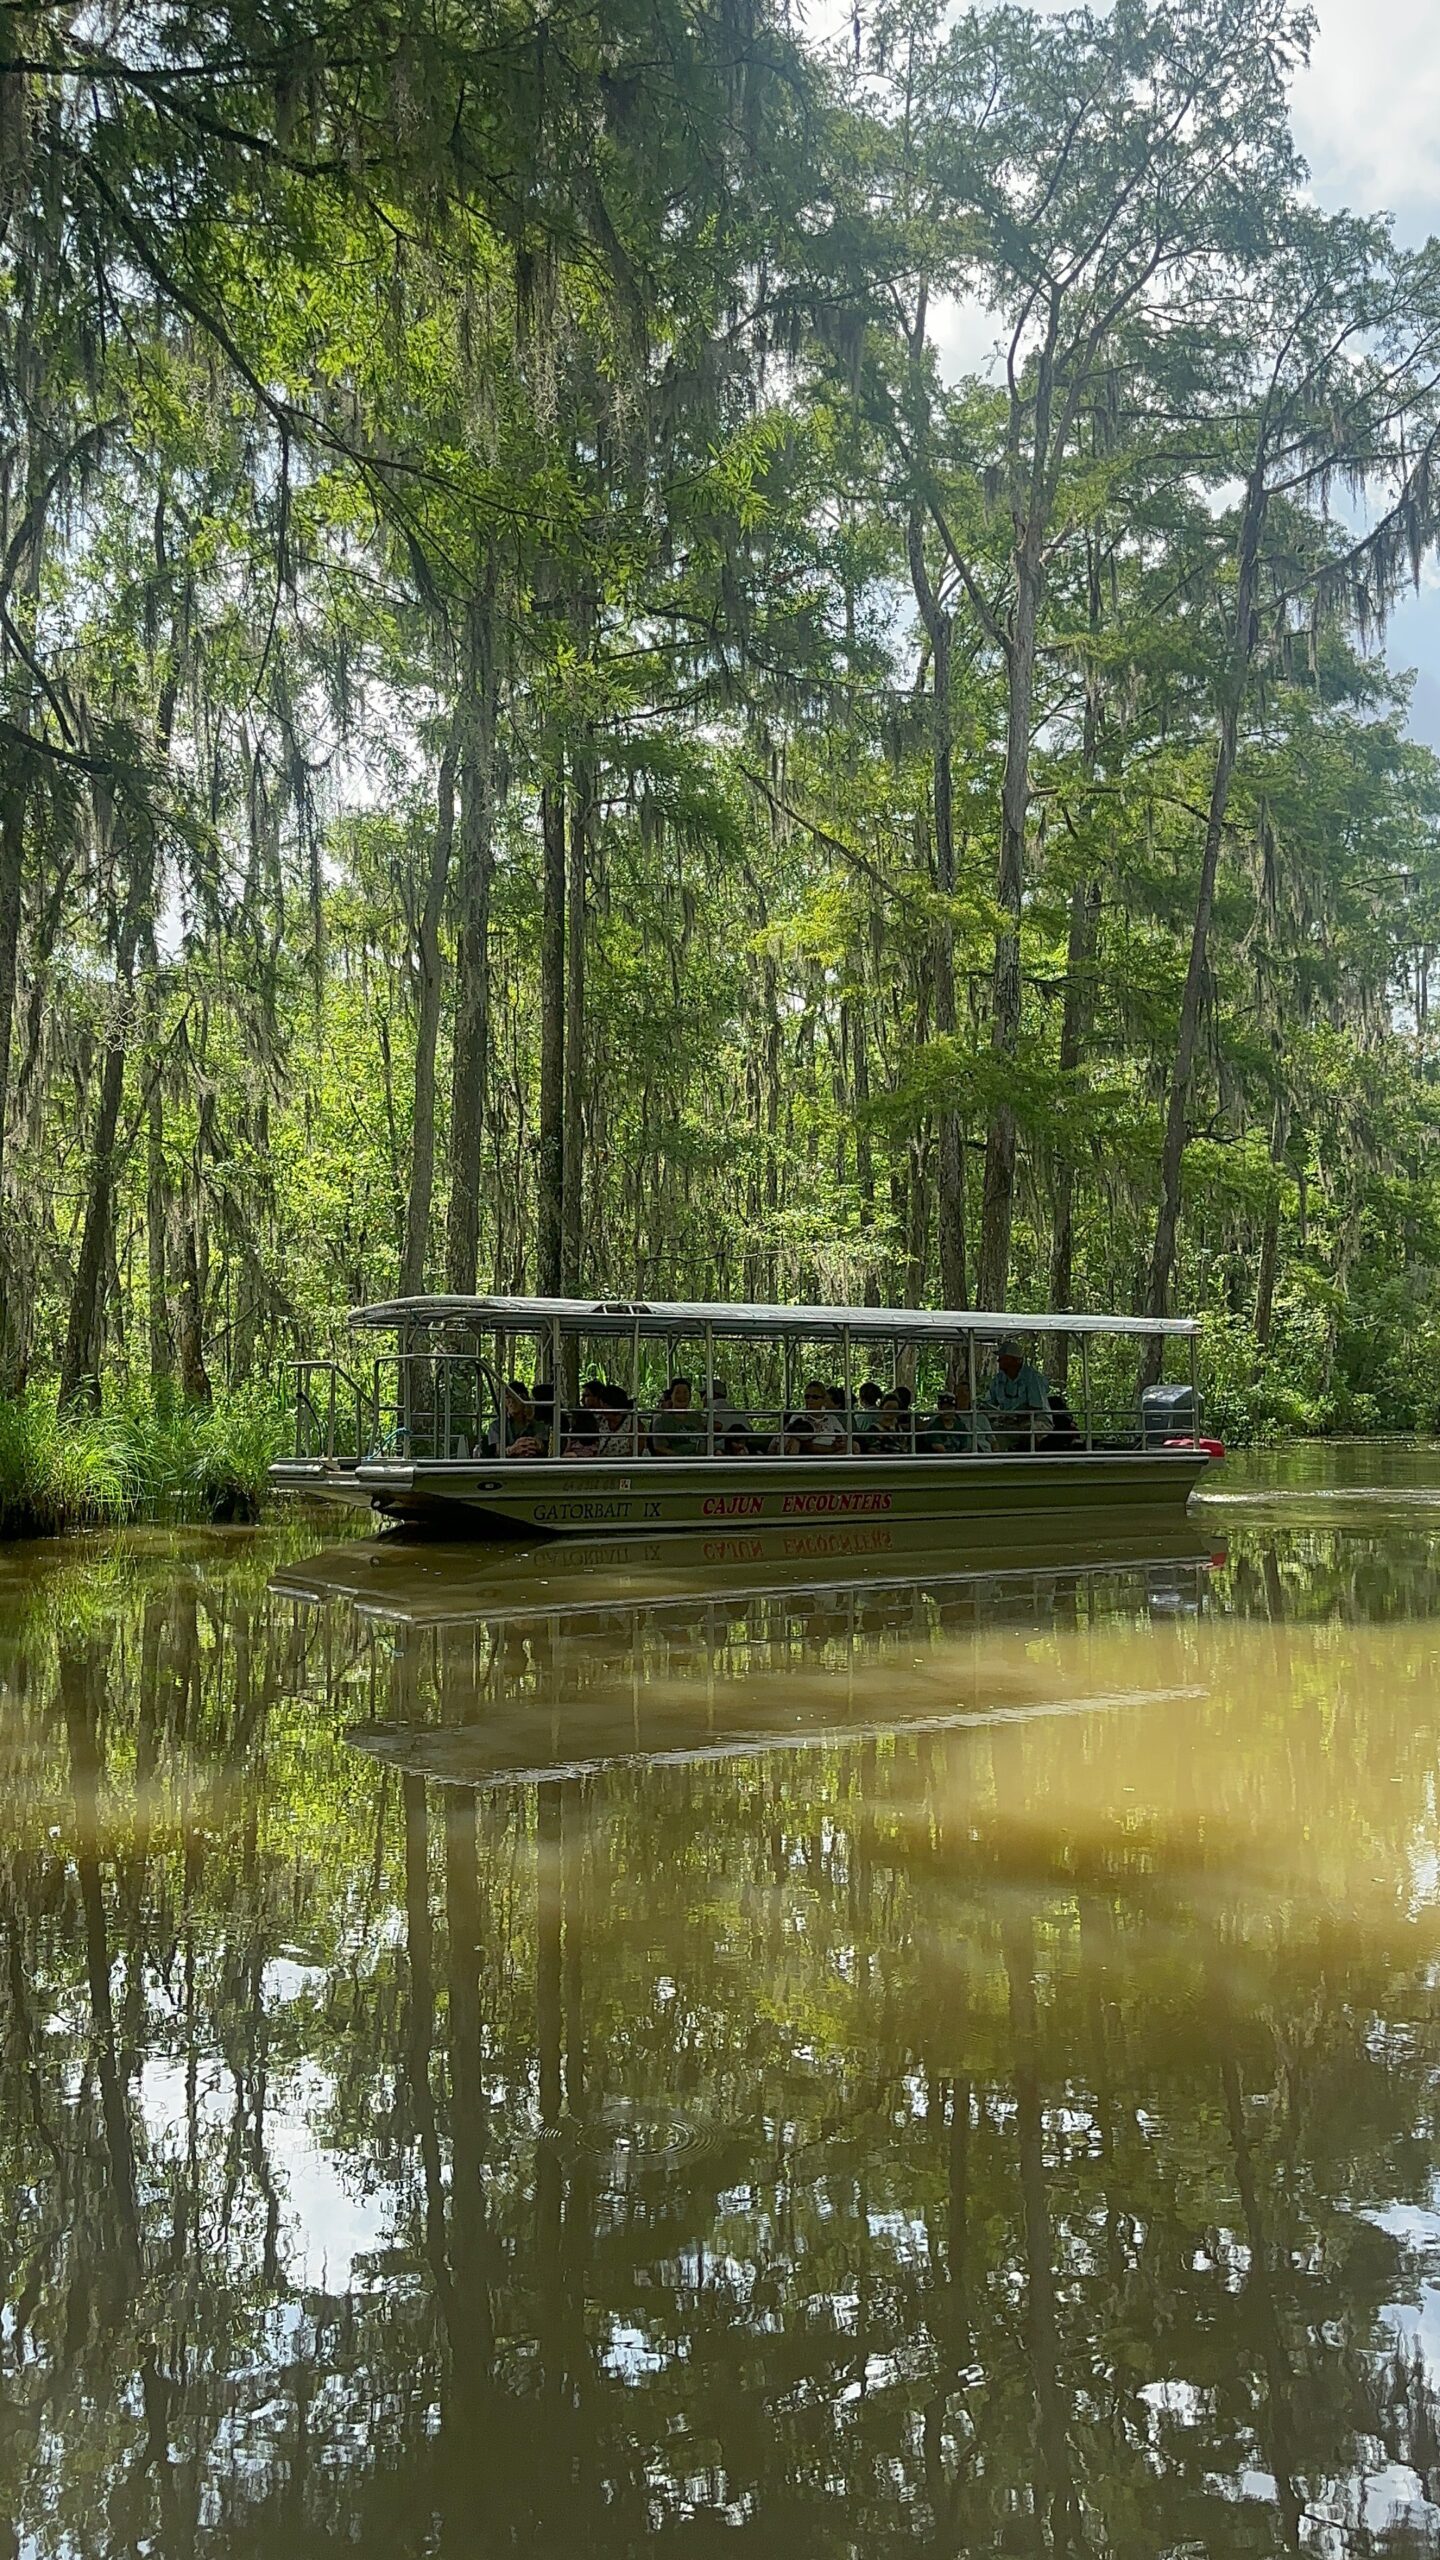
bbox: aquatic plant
[0,1385,290,1538]
[192,1380,292,1523]
[0,1395,132,1535]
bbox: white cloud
[1293,0,1440,243]
[929,290,1005,386]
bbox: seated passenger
[921,1381,993,1454]
[772,1410,818,1456]
[532,1381,558,1453]
[984,1339,1050,1450]
[852,1379,883,1445]
[1045,1384,1082,1450]
[502,1380,546,1458]
[707,1378,739,1451]
[593,1380,637,1457]
[868,1385,913,1454]
[558,1382,597,1464]
[802,1378,848,1452]
[650,1374,705,1457]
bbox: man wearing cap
[984,1338,1050,1451]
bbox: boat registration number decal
[532,1500,640,1525]
[782,1490,892,1516]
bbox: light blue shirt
[985,1362,1049,1419]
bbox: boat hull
[269,1447,1210,1538]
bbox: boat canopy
[347,1293,1199,1342]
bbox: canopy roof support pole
[1081,1334,1093,1452]
[550,1317,562,1456]
[842,1326,853,1450]
[704,1323,715,1457]
[966,1332,978,1449]
[1189,1331,1200,1436]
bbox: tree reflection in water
[3,1519,1440,2553]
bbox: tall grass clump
[193,1380,292,1521]
[0,1379,290,1537]
[0,1393,134,1534]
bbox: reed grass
[0,1381,289,1537]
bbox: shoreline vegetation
[0,1386,288,1540]
[8,3,1440,1471]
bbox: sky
[1290,0,1440,739]
[800,0,1440,741]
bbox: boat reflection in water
[274,1521,1223,1789]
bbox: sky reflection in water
[3,1451,1440,2554]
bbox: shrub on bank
[1200,1288,1440,1444]
[0,1382,289,1537]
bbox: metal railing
[286,1361,1199,1466]
[290,1359,382,1462]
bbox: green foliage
[0,1388,288,1538]
[192,1380,293,1522]
[0,1397,133,1536]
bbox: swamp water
[3,1451,1440,2553]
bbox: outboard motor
[1140,1382,1197,1449]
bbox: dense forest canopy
[6,0,1440,1438]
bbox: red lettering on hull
[702,1493,764,1518]
[781,1490,892,1517]
[782,1527,894,1559]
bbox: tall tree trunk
[0,439,48,1214]
[59,846,154,1408]
[61,527,183,1406]
[908,503,966,1310]
[847,989,880,1305]
[977,552,1041,1309]
[175,1213,210,1413]
[561,753,589,1294]
[0,761,25,1208]
[1048,882,1100,1384]
[1142,469,1265,1382]
[1253,1099,1290,1357]
[147,1079,171,1396]
[399,734,456,1295]
[1050,533,1105,1382]
[177,1183,212,1407]
[445,576,499,1296]
[536,774,566,1295]
[931,617,966,1308]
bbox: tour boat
[267,1293,1218,1539]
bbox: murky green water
[5,1447,1440,2554]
